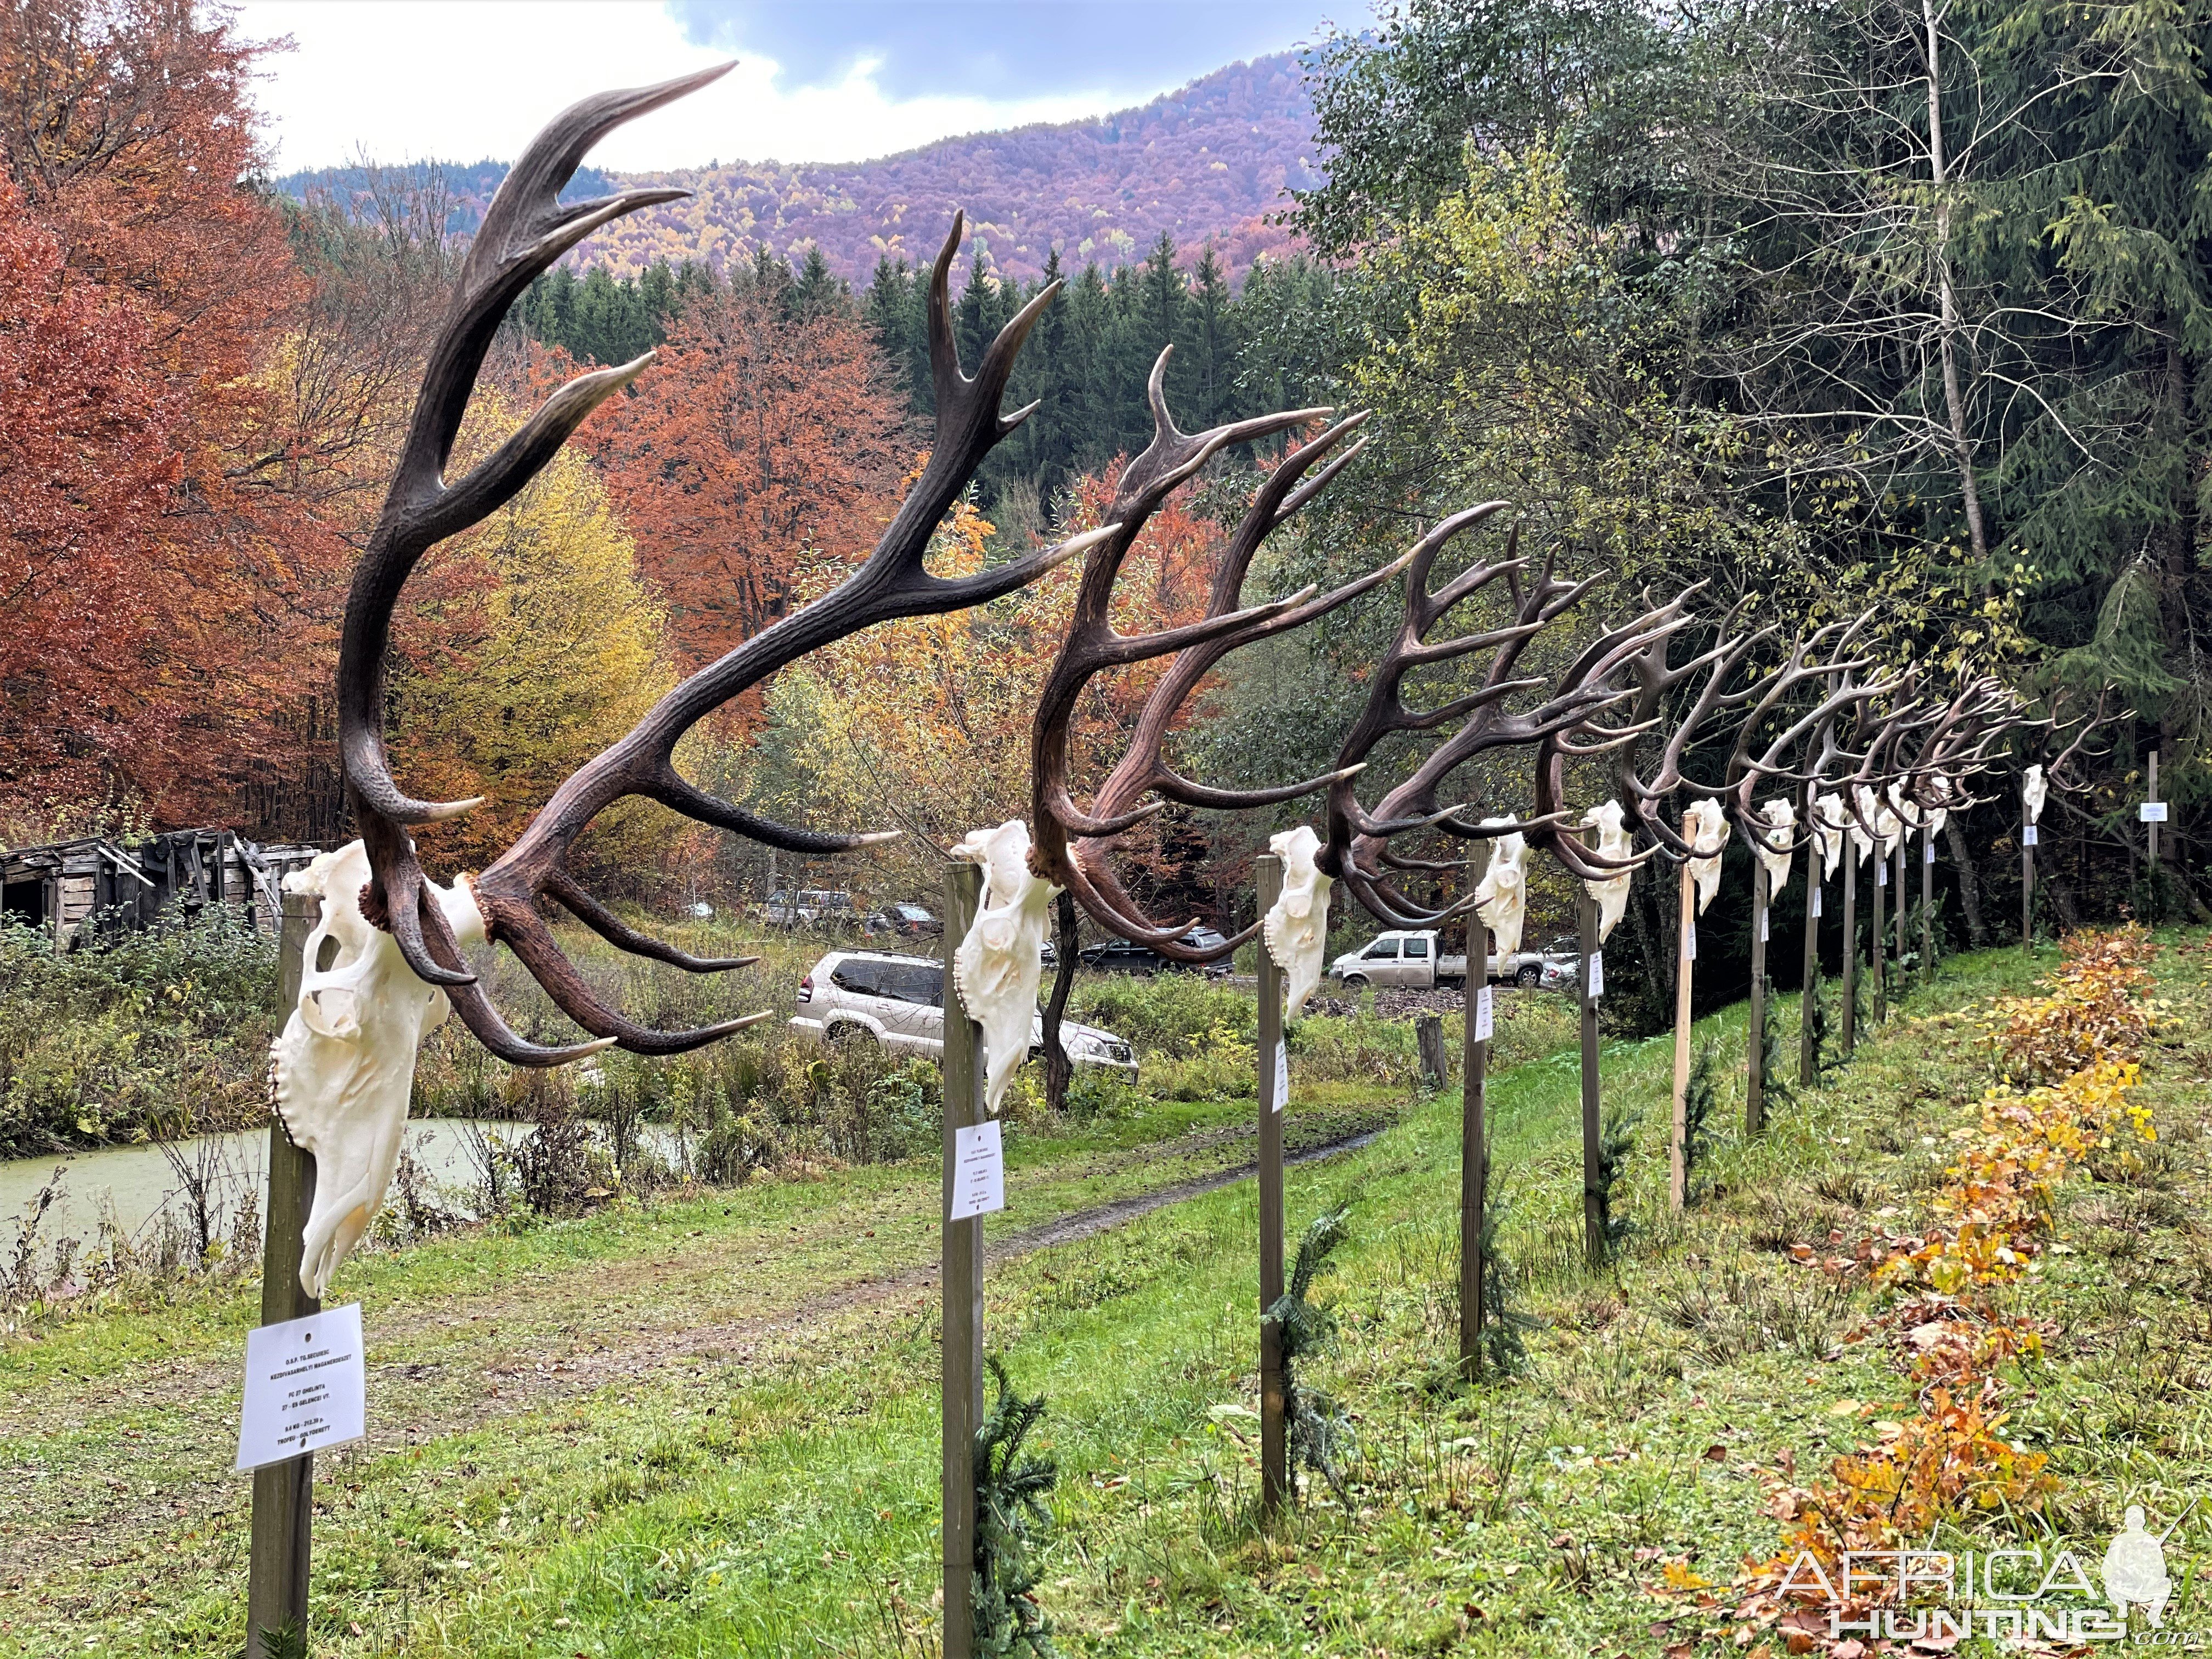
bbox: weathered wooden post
[1578,885,1605,1267]
[1919,820,1936,987]
[2146,747,2164,921]
[245,889,318,1659]
[940,862,985,1659]
[1841,843,1859,1054]
[1870,835,1887,1024]
[2022,821,2035,949]
[1668,853,1695,1211]
[1799,781,1822,1087]
[1254,854,1289,1510]
[1746,856,1769,1136]
[1460,922,1492,1379]
[1893,839,1908,991]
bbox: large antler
[341,70,1119,1065]
[1605,594,1766,856]
[1313,518,1683,918]
[1027,381,1413,960]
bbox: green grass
[6,935,2210,1656]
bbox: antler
[341,71,1120,1064]
[1605,593,1767,856]
[1028,386,1412,960]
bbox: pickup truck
[1329,930,1469,988]
[1329,930,1576,988]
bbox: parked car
[1327,929,1469,989]
[1047,927,1233,978]
[755,888,859,928]
[1494,935,1581,988]
[864,902,940,939]
[789,950,1138,1075]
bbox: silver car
[789,950,1138,1076]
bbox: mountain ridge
[277,53,1319,285]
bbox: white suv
[789,950,1139,1076]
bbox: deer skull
[1756,799,1796,893]
[951,821,1060,1116]
[1814,792,1849,879]
[1684,798,1729,915]
[268,840,555,1296]
[1470,819,1529,956]
[1262,826,1333,1020]
[2022,764,2047,826]
[1581,800,1634,942]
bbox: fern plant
[973,1356,1059,1657]
[1594,1104,1642,1258]
[1474,1178,1540,1375]
[1266,1204,1357,1505]
[1680,1040,1722,1204]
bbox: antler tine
[542,871,757,974]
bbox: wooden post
[2148,748,2162,921]
[1459,923,1491,1380]
[1841,849,1859,1056]
[1254,855,1289,1510]
[1870,840,1887,1024]
[1893,840,1908,987]
[1668,855,1695,1211]
[1747,857,1769,1136]
[1801,782,1822,1088]
[1578,885,1604,1268]
[2022,820,2035,949]
[246,890,319,1659]
[939,863,985,1659]
[1920,822,1936,988]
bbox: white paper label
[1683,923,1696,962]
[947,1119,1006,1221]
[1586,952,1604,998]
[236,1303,365,1472]
[1759,910,1770,942]
[1272,1039,1288,1113]
[1925,839,1937,865]
[2141,801,2169,823]
[1474,986,1494,1042]
[1876,861,1888,887]
[2022,825,2038,847]
[1811,886,1823,917]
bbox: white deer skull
[269,840,571,1297]
[1814,792,1848,879]
[2023,764,2047,826]
[1683,798,1729,915]
[950,821,1060,1116]
[1581,800,1634,942]
[1261,826,1333,1021]
[1470,818,1529,956]
[1756,798,1796,893]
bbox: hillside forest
[2,0,2204,1037]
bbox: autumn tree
[591,275,910,674]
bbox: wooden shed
[0,830,321,948]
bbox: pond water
[1,1118,685,1248]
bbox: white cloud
[235,1,1187,172]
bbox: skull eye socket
[316,935,342,973]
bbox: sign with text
[236,1302,365,1472]
[947,1120,1006,1221]
[1925,839,1937,865]
[1473,986,1494,1042]
[2022,824,2039,847]
[1759,909,1770,943]
[1272,1039,1288,1112]
[1684,923,1696,962]
[2141,800,2169,823]
[1876,860,1888,886]
[1585,951,1604,998]
[1811,885,1823,918]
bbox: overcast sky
[236,1,1368,174]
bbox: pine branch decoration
[1266,1203,1357,1505]
[973,1356,1059,1657]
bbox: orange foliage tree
[590,284,910,677]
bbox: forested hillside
[279,53,1316,288]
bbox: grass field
[3,930,2206,1657]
